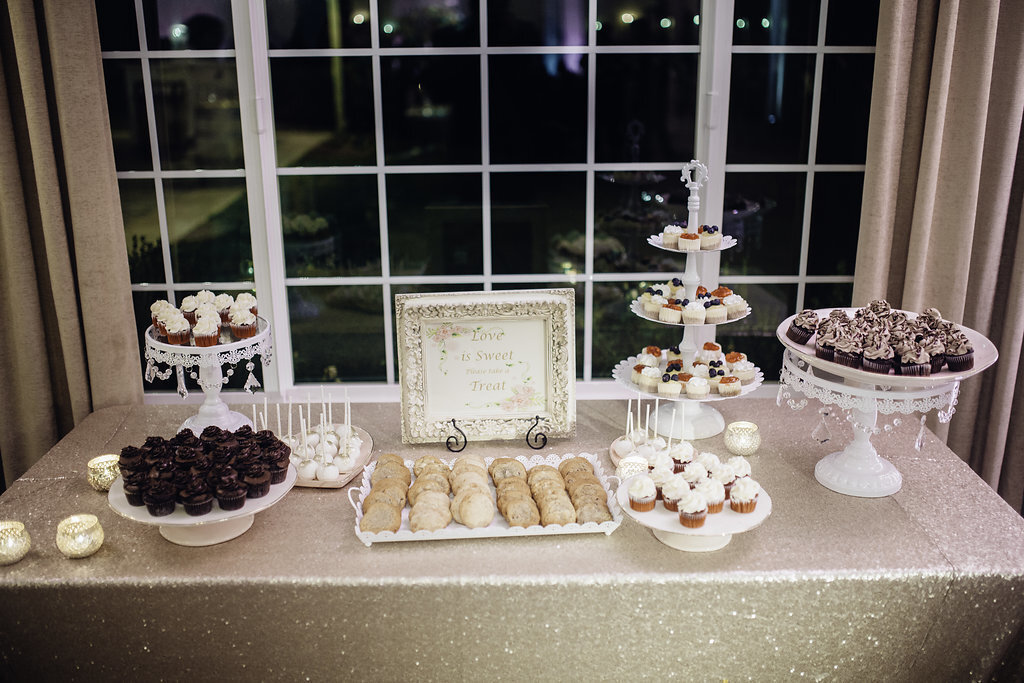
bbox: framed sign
[395,289,576,444]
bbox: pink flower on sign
[499,383,539,412]
[426,323,474,374]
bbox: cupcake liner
[946,352,974,371]
[834,350,862,369]
[730,497,758,514]
[629,495,656,512]
[900,362,931,376]
[217,491,247,511]
[786,324,813,344]
[231,323,257,339]
[662,498,680,512]
[183,499,214,516]
[679,509,707,528]
[706,500,724,514]
[815,345,835,362]
[861,357,893,374]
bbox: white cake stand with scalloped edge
[616,475,772,551]
[144,317,273,435]
[776,309,998,497]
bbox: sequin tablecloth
[1,400,1023,681]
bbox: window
[99,0,877,397]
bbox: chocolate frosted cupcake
[267,460,290,485]
[833,333,863,369]
[899,344,931,376]
[922,336,946,373]
[945,331,974,371]
[861,337,895,374]
[178,480,214,516]
[814,321,838,361]
[118,445,144,473]
[142,481,177,516]
[242,463,272,498]
[122,471,148,506]
[787,309,819,344]
[216,481,248,511]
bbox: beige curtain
[0,0,142,486]
[853,0,1024,511]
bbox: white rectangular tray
[349,452,623,546]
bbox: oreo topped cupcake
[787,309,819,345]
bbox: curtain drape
[0,0,142,487]
[853,0,1024,512]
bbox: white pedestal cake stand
[775,310,997,498]
[143,317,273,435]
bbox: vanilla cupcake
[164,314,191,345]
[727,456,751,479]
[195,302,219,322]
[650,463,675,500]
[678,489,708,528]
[661,224,684,248]
[698,224,722,250]
[677,232,701,252]
[695,477,725,513]
[235,292,258,315]
[214,293,235,323]
[657,373,682,397]
[682,300,706,324]
[644,294,668,318]
[179,295,199,325]
[659,303,683,324]
[192,316,220,347]
[712,463,737,499]
[681,461,707,489]
[628,475,657,512]
[723,294,747,319]
[195,289,216,307]
[150,299,174,335]
[729,477,761,513]
[229,307,258,339]
[731,360,757,384]
[685,376,709,399]
[695,451,720,470]
[670,441,695,472]
[639,366,662,392]
[661,475,690,512]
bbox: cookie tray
[348,452,623,546]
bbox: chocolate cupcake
[861,337,894,374]
[267,460,290,485]
[142,481,177,516]
[178,480,214,516]
[786,309,819,344]
[945,331,974,371]
[148,458,177,483]
[118,445,144,472]
[122,472,148,506]
[899,345,931,376]
[215,481,248,511]
[242,463,271,498]
[833,333,863,369]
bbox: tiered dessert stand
[775,310,998,497]
[611,160,762,440]
[143,317,274,435]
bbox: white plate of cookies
[349,452,623,546]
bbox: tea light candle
[0,521,31,565]
[56,514,104,559]
[616,455,649,480]
[724,421,761,456]
[87,454,121,492]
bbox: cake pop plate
[290,425,373,488]
[107,466,296,546]
[616,475,772,551]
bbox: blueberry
[670,374,678,381]
[704,301,712,308]
[681,299,689,307]
[672,278,682,287]
[670,346,680,353]
[662,374,671,382]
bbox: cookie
[574,500,613,524]
[527,465,563,488]
[376,453,405,468]
[501,496,541,528]
[453,454,486,469]
[488,458,527,484]
[371,461,411,486]
[359,502,402,533]
[416,463,451,482]
[568,482,606,504]
[458,490,496,529]
[361,479,408,511]
[539,498,577,526]
[558,457,594,478]
[413,455,447,477]
[413,490,451,511]
[408,473,450,505]
[409,503,451,532]
[451,470,489,496]
[496,477,532,497]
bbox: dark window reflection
[489,0,587,46]
[808,172,863,276]
[732,0,818,46]
[143,0,234,50]
[103,60,152,171]
[805,282,854,310]
[721,172,805,276]
[491,172,586,275]
[271,57,375,167]
[592,281,684,379]
[594,169,689,273]
[378,0,478,47]
[816,55,873,164]
[826,1,879,46]
[715,283,798,381]
[596,0,700,46]
[279,175,381,277]
[97,0,140,51]
[727,54,814,164]
[164,178,252,282]
[386,174,482,276]
[493,282,585,379]
[150,59,244,170]
[289,286,385,383]
[489,55,587,164]
[121,179,163,283]
[266,0,372,49]
[381,56,480,165]
[596,54,697,163]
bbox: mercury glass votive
[616,455,649,480]
[0,521,31,565]
[56,514,104,559]
[87,454,121,492]
[724,421,761,456]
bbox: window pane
[807,172,863,276]
[594,170,689,273]
[386,174,482,276]
[816,55,873,164]
[133,291,175,392]
[721,172,805,276]
[493,283,585,379]
[290,286,385,383]
[826,1,879,46]
[271,57,375,167]
[279,175,381,278]
[96,0,139,51]
[143,0,234,50]
[150,59,244,170]
[804,282,854,310]
[381,56,480,165]
[266,0,372,50]
[727,54,814,164]
[732,0,818,46]
[121,180,163,283]
[103,60,152,171]
[489,54,588,164]
[592,281,682,380]
[715,283,797,381]
[378,0,478,47]
[164,178,252,282]
[490,172,586,275]
[596,54,698,163]
[489,0,587,47]
[596,0,700,46]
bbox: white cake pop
[316,463,340,481]
[297,459,318,480]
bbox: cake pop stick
[625,398,631,434]
[259,411,266,432]
[668,409,677,449]
[307,393,312,428]
[328,399,333,428]
[276,402,282,435]
[645,404,651,438]
[288,398,293,438]
[654,398,660,435]
[252,403,258,426]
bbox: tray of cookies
[349,452,623,546]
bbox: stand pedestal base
[654,401,725,441]
[814,449,902,498]
[652,529,732,551]
[158,514,255,546]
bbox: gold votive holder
[0,521,31,565]
[724,421,761,456]
[87,454,121,492]
[56,514,104,559]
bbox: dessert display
[617,343,763,401]
[632,279,750,326]
[148,290,260,347]
[351,453,621,545]
[654,224,734,252]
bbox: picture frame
[395,289,576,444]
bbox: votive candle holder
[87,454,121,492]
[0,521,31,565]
[56,514,104,559]
[724,421,761,456]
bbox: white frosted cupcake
[195,289,216,306]
[628,475,657,512]
[661,475,691,512]
[682,300,706,324]
[695,477,726,513]
[729,477,761,513]
[229,307,257,339]
[649,464,675,500]
[164,313,191,345]
[723,294,747,319]
[670,441,695,472]
[235,292,258,315]
[192,316,221,347]
[732,360,757,384]
[727,456,752,479]
[681,460,708,488]
[661,224,684,248]
[179,295,199,325]
[695,451,720,470]
[685,376,709,399]
[678,489,708,528]
[639,366,662,392]
[214,293,235,322]
[689,362,711,379]
[195,302,219,322]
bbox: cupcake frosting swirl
[726,456,751,478]
[661,475,690,501]
[833,333,861,355]
[863,337,894,361]
[947,332,973,355]
[678,489,708,514]
[794,309,819,330]
[695,477,725,503]
[629,475,656,499]
[730,477,760,503]
[900,344,930,365]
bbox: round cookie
[501,496,541,528]
[359,502,402,533]
[488,457,527,485]
[558,457,594,478]
[458,491,496,529]
[413,455,447,477]
[539,498,577,526]
[376,453,405,468]
[409,503,451,532]
[361,479,408,511]
[527,465,564,488]
[574,500,613,524]
[408,473,450,505]
[413,490,451,511]
[371,461,411,486]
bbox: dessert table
[1,400,1023,680]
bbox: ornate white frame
[395,289,576,444]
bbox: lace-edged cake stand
[144,317,273,435]
[615,475,772,551]
[775,310,998,497]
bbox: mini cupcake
[787,309,819,344]
[179,295,199,325]
[723,294,748,320]
[235,292,258,315]
[704,300,728,324]
[815,325,839,362]
[631,363,649,385]
[659,303,683,324]
[695,477,726,514]
[725,351,747,370]
[726,456,751,479]
[731,360,757,384]
[661,224,684,248]
[695,342,723,364]
[698,224,722,250]
[192,316,221,347]
[121,471,148,506]
[215,480,248,511]
[682,300,706,324]
[922,336,946,374]
[677,232,701,251]
[178,479,214,516]
[718,375,742,396]
[650,463,675,500]
[214,293,235,323]
[681,460,707,489]
[695,451,720,470]
[712,463,736,499]
[142,480,177,516]
[666,345,684,362]
[242,463,272,498]
[195,301,219,322]
[944,331,974,371]
[644,294,668,318]
[729,477,761,513]
[685,376,710,399]
[670,441,695,472]
[898,344,931,376]
[150,299,174,336]
[861,337,895,374]
[230,307,258,339]
[195,289,216,307]
[628,475,657,512]
[658,373,682,397]
[678,490,709,528]
[639,366,662,393]
[661,475,690,512]
[833,333,863,369]
[164,314,191,346]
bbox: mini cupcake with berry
[661,224,684,249]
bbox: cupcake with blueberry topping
[658,373,682,397]
[698,224,722,250]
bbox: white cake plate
[647,234,738,253]
[107,466,296,546]
[616,475,772,551]
[290,425,374,488]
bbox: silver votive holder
[56,514,104,559]
[0,521,31,565]
[724,421,761,456]
[616,455,649,480]
[87,454,121,492]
